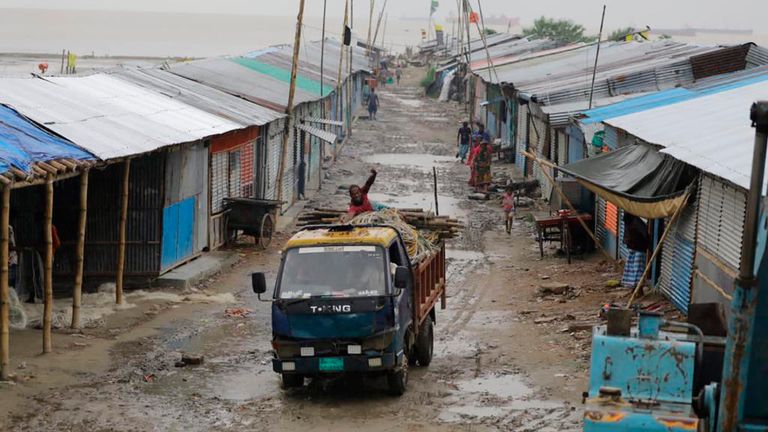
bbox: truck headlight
[368,357,383,368]
[348,345,362,355]
[283,362,296,371]
[300,347,315,357]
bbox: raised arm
[361,169,377,194]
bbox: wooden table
[535,213,594,264]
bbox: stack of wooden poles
[297,207,463,241]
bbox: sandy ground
[0,68,679,432]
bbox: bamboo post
[523,151,615,262]
[0,184,10,380]
[71,169,89,328]
[42,176,53,354]
[626,190,691,308]
[433,166,440,216]
[276,0,306,206]
[115,160,131,305]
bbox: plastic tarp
[0,104,95,175]
[558,144,690,219]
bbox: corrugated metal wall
[618,210,630,261]
[566,125,585,163]
[515,103,527,174]
[603,125,619,150]
[697,175,746,269]
[657,203,698,313]
[164,141,208,257]
[692,175,747,310]
[265,118,284,201]
[85,154,164,277]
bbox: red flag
[469,12,479,24]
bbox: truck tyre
[415,317,434,366]
[387,353,409,396]
[281,374,303,389]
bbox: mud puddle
[368,192,466,218]
[363,153,456,170]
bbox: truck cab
[252,224,445,395]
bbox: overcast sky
[1,0,765,31]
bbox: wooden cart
[223,198,283,249]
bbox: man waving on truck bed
[346,168,378,219]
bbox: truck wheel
[281,374,303,389]
[387,353,409,396]
[415,317,434,366]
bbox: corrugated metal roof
[169,58,318,112]
[579,66,768,124]
[484,41,699,88]
[296,123,337,144]
[111,68,285,127]
[604,79,768,191]
[540,95,636,127]
[231,57,332,97]
[0,74,241,160]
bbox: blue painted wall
[161,196,196,270]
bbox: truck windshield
[278,245,387,299]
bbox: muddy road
[0,69,621,431]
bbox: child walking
[502,186,516,234]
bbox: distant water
[1,8,765,59]
[0,8,427,58]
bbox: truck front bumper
[273,352,397,374]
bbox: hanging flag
[430,0,439,15]
[469,11,479,24]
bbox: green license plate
[318,357,344,371]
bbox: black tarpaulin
[559,144,692,219]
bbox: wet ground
[0,67,652,431]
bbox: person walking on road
[471,139,494,193]
[621,213,649,291]
[456,121,472,163]
[396,67,402,85]
[368,88,380,120]
[502,186,516,234]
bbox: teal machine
[583,101,768,432]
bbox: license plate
[318,357,344,371]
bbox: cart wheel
[259,213,275,249]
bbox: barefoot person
[502,186,516,234]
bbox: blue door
[161,196,196,270]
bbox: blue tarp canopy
[0,104,95,175]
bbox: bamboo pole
[523,151,615,262]
[115,160,131,305]
[0,184,10,379]
[71,170,89,329]
[626,190,691,308]
[276,0,306,206]
[42,176,53,354]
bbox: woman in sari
[472,139,493,192]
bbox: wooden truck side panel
[411,242,447,331]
